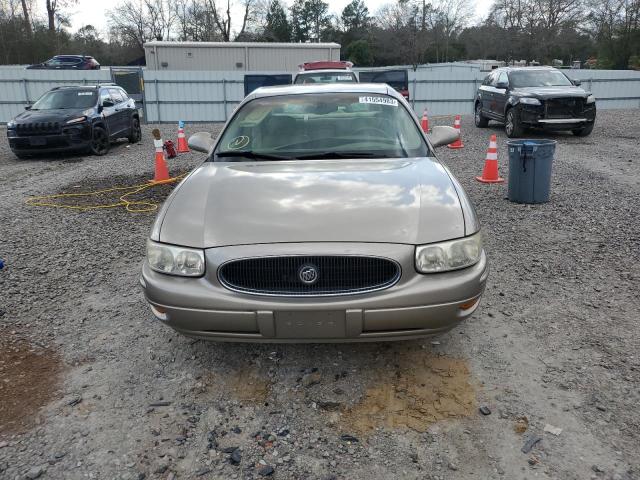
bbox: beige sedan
[140,83,487,342]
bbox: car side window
[119,89,129,101]
[99,90,113,106]
[109,88,124,104]
[497,72,509,87]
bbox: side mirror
[24,105,31,110]
[188,132,214,153]
[427,126,459,148]
[496,81,508,89]
[102,99,115,108]
[572,79,581,86]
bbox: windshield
[213,93,430,161]
[47,56,82,66]
[294,72,357,84]
[31,89,97,110]
[510,70,573,88]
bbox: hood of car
[512,86,588,99]
[159,159,465,249]
[12,108,87,124]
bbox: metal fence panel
[141,69,290,123]
[1,65,639,124]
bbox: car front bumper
[140,243,489,343]
[7,124,91,155]
[519,104,596,130]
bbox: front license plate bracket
[274,311,346,338]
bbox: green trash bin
[507,139,556,204]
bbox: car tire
[505,108,523,138]
[572,122,594,137]
[474,103,489,128]
[89,126,110,156]
[128,116,141,143]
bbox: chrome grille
[16,121,61,136]
[218,256,401,296]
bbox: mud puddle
[0,333,64,435]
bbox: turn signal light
[459,298,480,310]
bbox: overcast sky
[59,0,494,35]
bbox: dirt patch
[25,171,191,213]
[211,367,271,404]
[0,334,64,435]
[342,351,475,434]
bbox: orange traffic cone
[476,134,504,183]
[176,120,189,153]
[421,108,429,133]
[447,114,464,149]
[153,137,170,183]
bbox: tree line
[0,0,638,68]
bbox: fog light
[150,304,168,321]
[459,298,480,310]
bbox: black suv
[7,84,141,159]
[474,67,596,137]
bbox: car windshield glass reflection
[510,71,573,88]
[214,93,429,161]
[31,90,97,110]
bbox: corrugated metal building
[144,41,341,71]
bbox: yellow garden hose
[25,174,186,213]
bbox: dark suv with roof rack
[6,84,140,159]
[474,66,596,137]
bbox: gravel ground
[0,110,639,480]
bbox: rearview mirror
[24,105,31,110]
[572,79,581,86]
[188,132,214,153]
[427,126,459,148]
[102,99,115,108]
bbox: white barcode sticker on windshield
[77,92,93,96]
[359,96,398,106]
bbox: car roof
[249,83,391,100]
[50,84,119,91]
[493,66,558,73]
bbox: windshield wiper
[294,151,383,160]
[215,150,292,160]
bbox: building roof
[144,41,341,49]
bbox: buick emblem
[298,264,319,285]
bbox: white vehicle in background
[293,61,357,84]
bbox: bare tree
[45,0,77,32]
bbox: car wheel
[128,117,141,143]
[474,103,489,128]
[90,126,110,156]
[505,108,523,138]
[572,122,594,137]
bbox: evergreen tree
[264,0,291,42]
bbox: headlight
[66,116,87,124]
[415,232,483,273]
[586,95,596,104]
[519,97,541,106]
[7,120,16,129]
[146,240,205,277]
